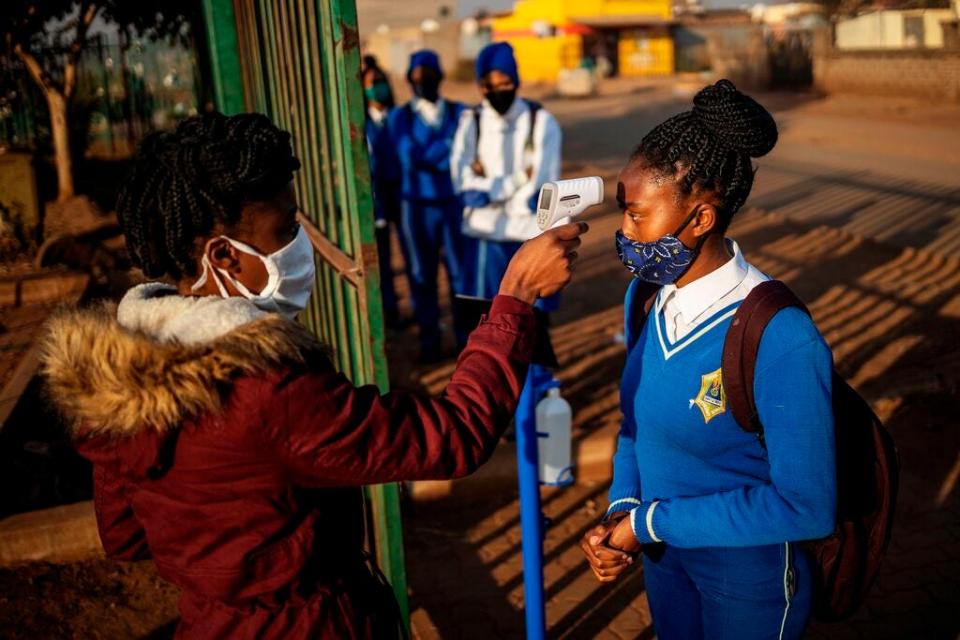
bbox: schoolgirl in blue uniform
[387,50,468,360]
[579,80,837,639]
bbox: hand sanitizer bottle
[536,385,573,486]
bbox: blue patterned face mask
[615,207,704,285]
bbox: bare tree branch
[79,2,100,36]
[12,42,55,96]
[64,1,101,99]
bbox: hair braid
[630,79,777,231]
[723,153,752,216]
[117,112,301,281]
[682,131,719,194]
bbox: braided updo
[117,112,301,280]
[631,79,778,230]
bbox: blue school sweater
[608,279,837,548]
[387,99,466,203]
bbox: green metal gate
[201,0,408,624]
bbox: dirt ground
[0,79,958,639]
[0,560,178,639]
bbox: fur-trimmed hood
[41,284,326,438]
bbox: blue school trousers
[643,542,813,640]
[398,197,466,352]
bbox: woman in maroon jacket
[40,113,586,639]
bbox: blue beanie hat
[407,49,443,81]
[476,42,520,87]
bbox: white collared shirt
[367,105,388,126]
[411,96,446,128]
[656,239,769,342]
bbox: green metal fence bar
[313,0,363,378]
[300,8,336,357]
[310,2,351,374]
[201,0,409,628]
[313,1,406,617]
[202,0,245,114]
[305,0,347,363]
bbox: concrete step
[0,501,102,566]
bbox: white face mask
[191,225,316,319]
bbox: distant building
[358,0,461,79]
[750,2,828,31]
[673,8,754,73]
[491,0,675,82]
[835,8,958,49]
[357,0,454,37]
[459,11,512,61]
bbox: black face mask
[412,78,440,103]
[487,88,517,115]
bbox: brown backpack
[631,279,899,621]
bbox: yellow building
[492,0,675,83]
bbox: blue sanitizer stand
[456,292,565,639]
[514,362,558,640]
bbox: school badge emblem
[694,368,726,423]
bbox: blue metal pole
[516,363,547,640]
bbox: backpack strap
[473,104,482,165]
[722,280,810,440]
[525,99,541,151]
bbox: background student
[388,49,468,361]
[451,42,562,302]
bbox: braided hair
[117,112,301,280]
[631,79,778,231]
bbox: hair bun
[692,79,778,158]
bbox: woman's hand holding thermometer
[499,221,590,304]
[536,176,605,231]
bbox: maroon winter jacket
[41,285,535,639]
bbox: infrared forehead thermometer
[536,176,605,230]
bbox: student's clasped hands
[580,512,640,583]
